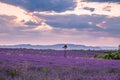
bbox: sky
[0,0,120,46]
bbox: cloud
[96,21,107,29]
[0,14,119,46]
[36,14,103,28]
[36,1,120,17]
[33,22,53,31]
[84,0,120,2]
[0,0,119,46]
[25,20,40,26]
[103,6,111,12]
[0,15,54,36]
[0,0,76,12]
[36,14,120,38]
[0,2,43,23]
[1,0,120,17]
[0,15,26,35]
[0,15,16,32]
[105,17,120,37]
[83,7,95,12]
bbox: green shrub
[6,69,19,78]
[94,51,120,60]
[0,76,5,80]
[94,54,104,59]
[39,67,50,73]
[111,51,120,59]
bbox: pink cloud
[96,21,107,29]
[88,21,93,25]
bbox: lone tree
[62,44,67,58]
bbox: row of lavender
[0,48,109,58]
[0,48,120,80]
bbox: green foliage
[6,69,19,78]
[111,51,120,59]
[39,67,50,73]
[94,51,120,60]
[0,76,5,80]
[94,54,105,59]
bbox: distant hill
[0,44,117,50]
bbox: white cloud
[34,22,53,31]
[36,0,120,17]
[0,2,42,23]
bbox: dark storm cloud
[84,0,120,2]
[0,0,76,12]
[36,14,120,37]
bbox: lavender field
[0,48,120,80]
